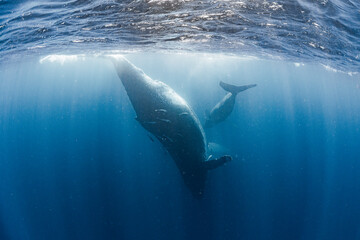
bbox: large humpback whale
[111,56,231,198]
[204,81,256,128]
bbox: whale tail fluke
[203,155,232,170]
[220,81,257,95]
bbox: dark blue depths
[0,56,360,240]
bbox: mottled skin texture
[111,56,228,198]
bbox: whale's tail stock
[183,155,232,199]
[203,155,232,170]
[220,81,257,95]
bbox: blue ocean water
[1,1,360,240]
[1,0,360,72]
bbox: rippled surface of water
[0,0,359,72]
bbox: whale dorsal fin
[203,155,232,170]
[219,81,257,95]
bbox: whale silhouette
[111,56,231,198]
[204,81,257,128]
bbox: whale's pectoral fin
[203,155,232,170]
[220,81,257,95]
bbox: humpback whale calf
[204,81,257,128]
[110,56,231,198]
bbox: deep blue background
[0,54,360,240]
